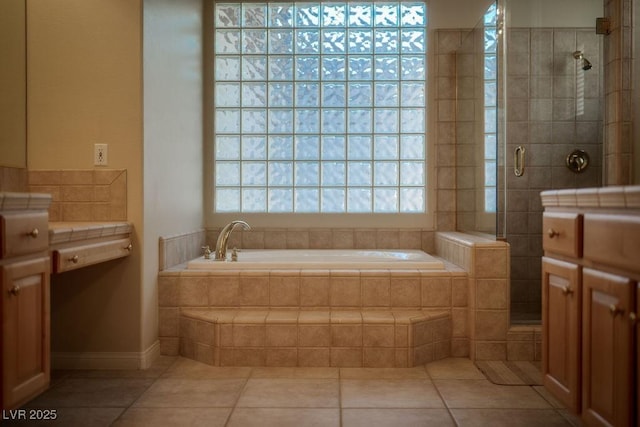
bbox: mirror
[0,0,27,168]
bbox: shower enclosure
[455,0,604,323]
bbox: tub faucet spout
[215,220,251,261]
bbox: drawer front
[542,213,582,258]
[53,238,132,273]
[584,214,640,273]
[0,212,49,259]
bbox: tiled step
[179,309,451,368]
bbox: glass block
[216,57,241,80]
[401,56,425,79]
[242,56,267,80]
[348,136,372,159]
[216,161,241,185]
[296,56,320,80]
[484,54,497,79]
[242,161,267,185]
[269,4,293,27]
[216,136,241,160]
[296,4,320,26]
[242,188,266,212]
[347,162,372,185]
[375,29,398,53]
[323,4,346,26]
[268,83,293,106]
[242,136,267,159]
[401,82,425,106]
[348,109,372,133]
[347,188,372,212]
[374,4,398,26]
[216,83,241,107]
[401,29,425,53]
[296,29,320,53]
[216,109,241,133]
[322,30,346,53]
[295,136,320,159]
[321,109,345,134]
[268,161,293,185]
[484,160,497,186]
[374,109,398,133]
[374,161,399,186]
[321,161,346,185]
[349,4,372,27]
[400,135,424,159]
[296,109,320,133]
[321,188,345,212]
[322,83,346,106]
[348,30,372,53]
[295,162,320,185]
[268,57,294,80]
[484,134,497,159]
[269,30,294,54]
[216,30,241,54]
[268,188,293,212]
[242,83,267,107]
[349,57,373,80]
[242,109,267,133]
[375,83,398,106]
[322,57,346,80]
[321,136,346,160]
[295,188,320,212]
[216,4,241,27]
[400,187,423,212]
[401,108,425,133]
[374,136,398,159]
[484,3,497,26]
[243,29,267,53]
[401,3,426,26]
[400,161,424,185]
[216,188,240,212]
[484,28,497,52]
[348,83,372,106]
[243,4,266,26]
[268,109,294,133]
[268,136,293,159]
[485,188,497,213]
[374,188,398,212]
[485,108,497,133]
[484,81,497,106]
[296,83,320,107]
[375,56,399,80]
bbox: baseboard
[52,340,161,370]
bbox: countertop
[541,185,640,209]
[49,222,133,246]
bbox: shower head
[573,51,592,71]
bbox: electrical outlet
[94,144,108,166]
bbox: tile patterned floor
[7,357,583,426]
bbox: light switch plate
[94,144,108,166]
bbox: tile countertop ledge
[49,222,133,246]
[541,185,640,209]
[0,191,52,211]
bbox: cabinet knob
[609,304,623,317]
[9,285,20,296]
[124,243,133,251]
[561,285,573,295]
[547,228,559,238]
[27,228,39,238]
[630,312,637,324]
[69,255,79,264]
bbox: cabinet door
[542,257,581,413]
[1,256,50,410]
[582,268,634,427]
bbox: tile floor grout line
[424,362,462,427]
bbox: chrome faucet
[215,220,250,261]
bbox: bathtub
[186,249,445,270]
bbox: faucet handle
[202,246,211,259]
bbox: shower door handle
[514,146,525,177]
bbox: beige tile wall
[28,169,127,221]
[0,166,28,192]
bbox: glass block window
[213,2,427,213]
[483,2,498,213]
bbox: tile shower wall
[506,28,603,320]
